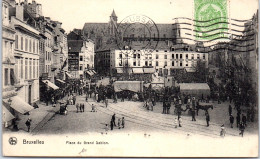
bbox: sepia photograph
[1,0,259,157]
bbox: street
[35,95,258,138]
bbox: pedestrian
[85,95,88,102]
[25,118,32,132]
[118,118,121,129]
[228,105,232,116]
[122,117,125,128]
[191,109,196,121]
[220,124,226,137]
[242,114,247,127]
[162,101,166,114]
[206,112,210,127]
[112,113,116,126]
[174,118,178,128]
[239,123,245,137]
[167,102,171,114]
[110,120,113,130]
[230,114,234,128]
[91,104,96,112]
[236,113,241,128]
[105,97,108,108]
[76,103,79,113]
[79,103,82,112]
[178,117,182,127]
[105,124,109,134]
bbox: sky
[18,0,259,33]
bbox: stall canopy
[6,96,34,114]
[132,68,144,74]
[65,72,73,78]
[2,106,15,122]
[143,67,156,73]
[179,83,210,98]
[43,80,59,90]
[56,79,66,84]
[114,81,143,92]
[116,68,124,73]
[86,71,93,76]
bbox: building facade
[11,5,40,104]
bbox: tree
[192,59,208,82]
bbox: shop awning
[116,68,124,73]
[9,96,34,114]
[185,68,196,73]
[143,67,155,73]
[65,72,73,78]
[132,68,144,74]
[56,79,66,84]
[92,70,97,74]
[86,71,94,76]
[43,80,59,90]
[2,106,15,122]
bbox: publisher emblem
[9,137,17,145]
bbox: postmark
[115,14,159,56]
[194,0,229,40]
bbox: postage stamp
[115,14,159,55]
[194,0,229,40]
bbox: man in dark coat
[112,114,116,126]
[206,112,210,127]
[82,103,85,112]
[25,118,32,132]
[230,114,234,128]
[191,109,196,121]
[228,105,232,116]
[242,114,247,127]
[236,113,241,128]
[110,119,113,130]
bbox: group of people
[110,114,125,130]
[76,103,85,113]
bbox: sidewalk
[15,101,59,133]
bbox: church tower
[109,9,118,35]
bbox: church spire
[111,9,117,17]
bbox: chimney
[16,3,24,21]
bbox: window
[33,60,35,78]
[36,60,38,78]
[172,61,174,66]
[164,50,167,52]
[29,40,32,52]
[4,68,8,85]
[10,69,15,85]
[80,65,83,70]
[36,42,38,53]
[186,63,188,66]
[145,61,148,66]
[138,54,140,58]
[203,54,205,59]
[45,51,48,60]
[156,50,159,52]
[133,61,136,66]
[180,54,183,59]
[138,60,140,66]
[164,61,167,66]
[15,35,18,49]
[156,54,159,59]
[119,54,122,58]
[171,47,175,51]
[33,41,35,53]
[191,54,194,59]
[25,38,28,51]
[172,54,174,59]
[186,54,188,59]
[21,37,23,50]
[133,54,136,58]
[176,54,179,59]
[25,58,28,79]
[29,59,32,79]
[156,61,158,66]
[149,61,152,66]
[164,55,167,59]
[20,58,23,79]
[119,60,122,66]
[197,54,200,59]
[80,56,83,61]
